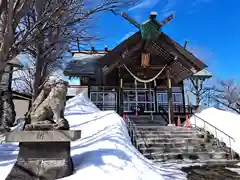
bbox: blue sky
[79,0,240,81]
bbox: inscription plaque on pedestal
[5,130,81,180]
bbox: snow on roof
[190,107,240,155]
[64,53,105,77]
[192,69,212,78]
[72,53,104,62]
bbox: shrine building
[64,12,208,125]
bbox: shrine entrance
[123,87,155,113]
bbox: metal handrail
[158,105,170,124]
[158,104,195,114]
[192,114,235,142]
[124,115,138,148]
[192,114,235,159]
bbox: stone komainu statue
[25,79,69,130]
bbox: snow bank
[0,91,186,180]
[62,91,186,180]
[190,107,240,155]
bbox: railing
[94,103,117,111]
[157,105,169,124]
[158,104,195,114]
[191,114,235,159]
[124,114,138,148]
[67,85,88,96]
[89,86,118,92]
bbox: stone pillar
[166,68,174,125]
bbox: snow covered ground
[1,93,240,179]
[0,91,186,180]
[189,107,240,156]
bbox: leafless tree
[185,77,212,106]
[211,79,240,114]
[0,0,141,129]
[11,0,139,99]
[0,0,139,82]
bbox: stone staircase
[128,114,167,126]
[127,114,240,164]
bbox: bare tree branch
[210,78,240,114]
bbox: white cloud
[192,0,214,7]
[160,0,177,18]
[116,31,136,44]
[128,0,161,11]
[161,0,177,13]
[188,0,215,14]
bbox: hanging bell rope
[123,64,167,83]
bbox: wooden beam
[166,68,174,125]
[156,37,199,73]
[102,41,144,76]
[119,67,124,115]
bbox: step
[134,126,199,131]
[138,141,229,152]
[136,137,205,145]
[135,129,199,134]
[133,122,167,126]
[140,143,229,153]
[135,133,203,139]
[135,131,201,137]
[143,152,230,161]
[139,145,211,154]
[138,141,206,149]
[153,159,240,166]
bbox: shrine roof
[192,68,212,80]
[98,31,208,83]
[64,51,105,77]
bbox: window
[90,93,97,101]
[90,91,117,110]
[173,93,183,104]
[157,93,168,104]
[157,93,183,104]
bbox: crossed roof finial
[117,11,174,41]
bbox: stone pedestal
[5,130,81,180]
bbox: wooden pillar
[116,70,120,114]
[119,68,124,115]
[195,77,200,106]
[166,68,174,125]
[181,81,186,116]
[154,80,158,114]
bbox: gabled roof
[64,52,105,77]
[191,68,212,80]
[98,31,207,83]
